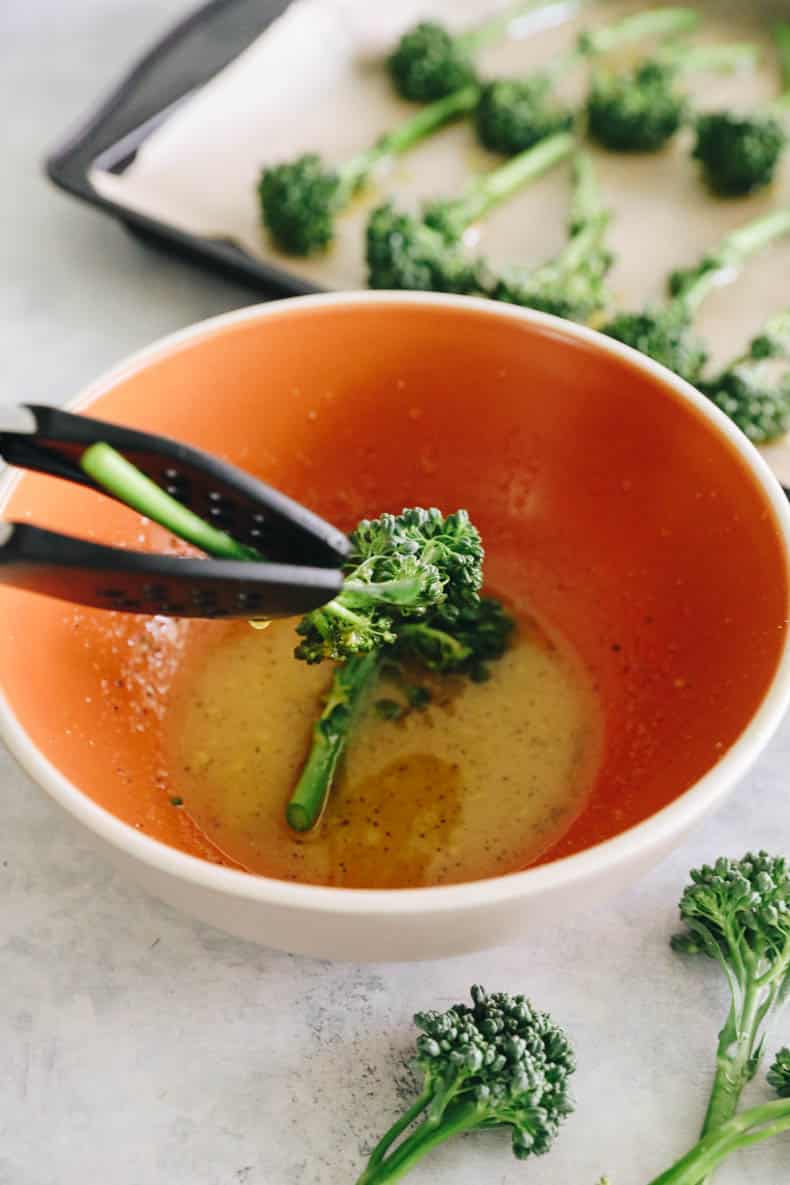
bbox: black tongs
[0,404,349,620]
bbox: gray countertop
[1,4,788,1183]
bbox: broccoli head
[701,367,790,444]
[671,852,790,1135]
[603,307,709,384]
[474,76,574,156]
[693,111,786,196]
[258,154,342,256]
[388,21,477,103]
[366,203,481,293]
[768,1047,790,1097]
[294,508,484,664]
[398,595,515,680]
[587,62,687,153]
[355,986,575,1184]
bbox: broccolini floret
[366,131,574,291]
[586,40,758,154]
[258,86,479,255]
[295,508,484,665]
[387,2,551,103]
[365,203,483,294]
[701,311,790,443]
[287,509,513,831]
[603,206,790,383]
[693,24,790,195]
[355,986,575,1185]
[490,150,613,322]
[475,6,700,155]
[670,853,790,1141]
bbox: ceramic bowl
[0,293,788,961]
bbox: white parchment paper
[90,0,790,480]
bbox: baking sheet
[90,0,790,481]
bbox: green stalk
[446,130,574,229]
[579,6,699,58]
[79,442,259,561]
[569,150,605,230]
[546,6,701,79]
[646,1097,790,1185]
[775,23,790,96]
[561,210,610,266]
[676,206,790,314]
[659,41,759,76]
[763,26,790,115]
[338,85,482,198]
[700,977,767,1137]
[356,1102,481,1185]
[286,650,380,832]
[362,1090,434,1174]
[456,0,581,54]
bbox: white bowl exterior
[1,292,789,962]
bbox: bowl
[0,293,788,962]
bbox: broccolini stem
[337,85,482,199]
[677,207,790,314]
[578,6,699,58]
[569,150,605,231]
[646,1097,790,1185]
[286,651,380,832]
[723,206,790,263]
[773,23,790,101]
[341,578,439,609]
[700,976,766,1139]
[446,130,574,229]
[656,40,759,76]
[562,211,611,268]
[362,1089,434,1173]
[79,442,260,561]
[356,1102,481,1185]
[455,0,578,54]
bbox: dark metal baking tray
[45,0,319,296]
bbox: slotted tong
[0,405,349,619]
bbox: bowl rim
[1,290,789,917]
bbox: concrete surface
[0,3,788,1183]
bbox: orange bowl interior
[0,300,787,875]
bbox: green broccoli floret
[693,24,790,195]
[399,596,515,682]
[693,112,786,197]
[645,1050,790,1185]
[586,41,758,154]
[387,3,547,103]
[365,203,482,294]
[257,86,479,254]
[295,508,483,665]
[670,853,790,1139]
[475,75,575,156]
[701,312,790,443]
[366,131,574,291]
[767,1047,790,1096]
[490,151,613,322]
[474,6,701,156]
[355,986,575,1185]
[287,509,514,832]
[604,305,708,383]
[603,206,790,383]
